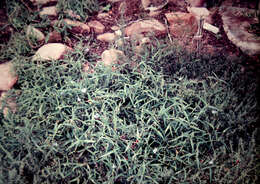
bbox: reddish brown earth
[0,0,259,71]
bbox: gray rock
[220,6,260,56]
[39,6,58,17]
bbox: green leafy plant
[0,38,259,183]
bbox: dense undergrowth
[1,39,259,183]
[0,0,260,183]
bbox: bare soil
[0,0,259,71]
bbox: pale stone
[30,0,57,5]
[187,7,210,18]
[124,19,166,37]
[203,22,219,34]
[220,6,260,55]
[39,6,58,17]
[143,0,168,11]
[32,43,72,61]
[148,10,161,17]
[111,26,120,31]
[63,19,90,34]
[0,62,18,91]
[142,0,151,9]
[97,33,117,43]
[88,20,105,34]
[101,49,125,66]
[0,92,17,118]
[97,13,112,21]
[26,25,45,42]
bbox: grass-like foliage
[0,29,259,184]
[5,0,37,31]
[0,40,259,183]
[1,0,259,182]
[57,0,100,21]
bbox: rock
[166,12,194,25]
[97,32,117,43]
[32,43,72,61]
[39,6,58,17]
[26,25,45,43]
[47,30,62,43]
[101,49,126,66]
[124,19,166,38]
[143,0,168,11]
[203,22,219,34]
[88,20,105,34]
[63,19,90,34]
[111,26,120,31]
[140,37,151,45]
[135,44,148,53]
[221,0,259,9]
[148,10,161,17]
[165,12,197,38]
[142,0,151,9]
[30,0,58,5]
[186,0,206,7]
[97,13,113,22]
[220,6,260,56]
[187,7,210,19]
[0,62,18,91]
[0,92,17,118]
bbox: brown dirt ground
[0,0,259,73]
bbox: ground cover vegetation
[0,0,259,183]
